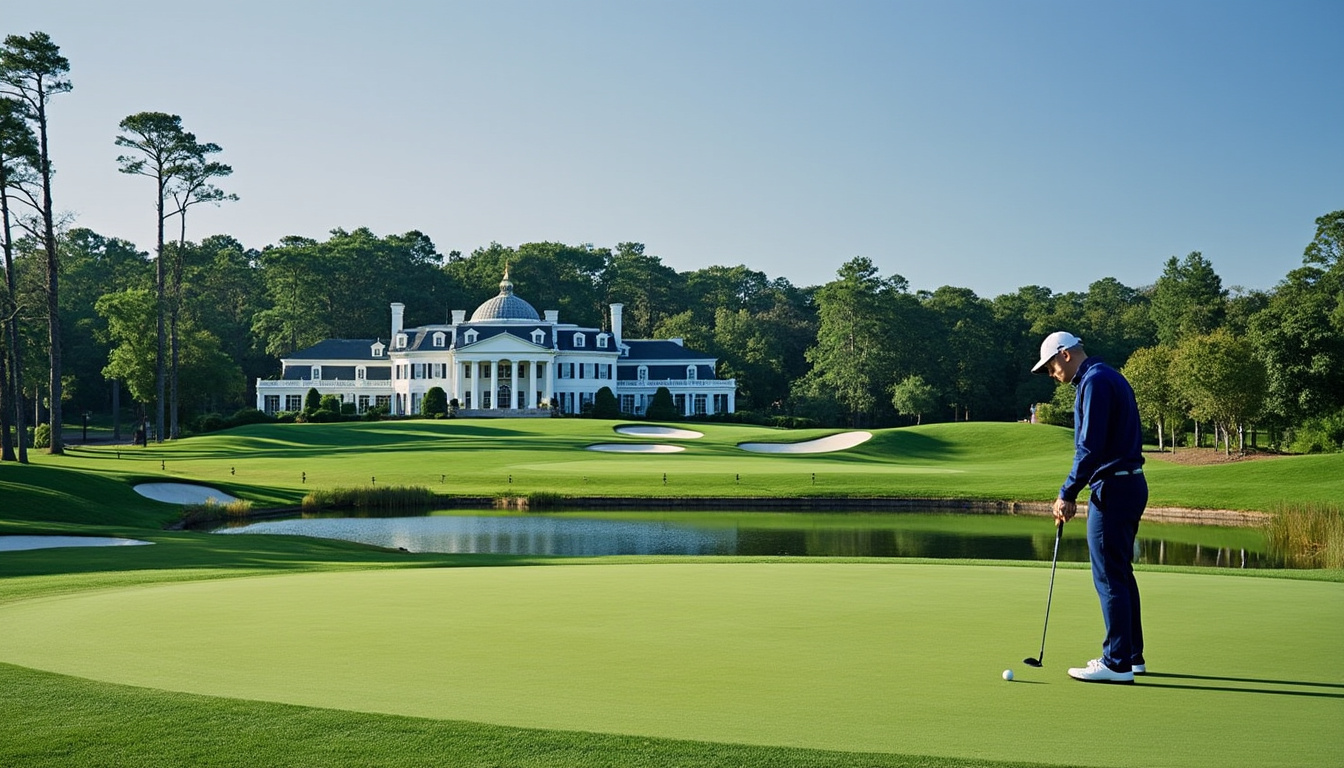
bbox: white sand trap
[0,536,153,552]
[614,425,704,439]
[586,443,686,453]
[737,431,874,454]
[133,483,238,505]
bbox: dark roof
[622,339,714,362]
[288,339,386,361]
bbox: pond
[214,511,1273,568]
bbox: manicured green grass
[3,419,1342,767]
[27,419,1344,513]
[1,559,1341,767]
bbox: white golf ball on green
[1002,669,1014,681]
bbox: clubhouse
[255,270,738,418]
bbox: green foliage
[301,485,435,514]
[32,422,50,448]
[304,388,322,414]
[1265,502,1344,569]
[1150,251,1226,346]
[591,386,619,418]
[1286,409,1344,454]
[421,386,448,417]
[644,387,678,420]
[1170,329,1267,453]
[1122,345,1184,450]
[890,375,938,425]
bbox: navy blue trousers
[1086,474,1147,672]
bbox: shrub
[422,386,448,417]
[645,387,678,421]
[304,388,322,414]
[229,407,274,426]
[591,386,620,419]
[32,423,51,449]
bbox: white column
[453,360,463,404]
[544,359,555,405]
[470,360,480,410]
[529,359,539,409]
[509,360,519,409]
[489,359,499,409]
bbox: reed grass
[301,485,436,514]
[1264,502,1344,569]
[179,499,255,526]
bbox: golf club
[1023,519,1063,668]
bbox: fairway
[1,562,1339,767]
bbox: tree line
[3,31,1342,461]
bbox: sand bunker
[133,483,238,505]
[613,426,704,439]
[737,431,873,454]
[0,536,153,552]
[586,443,686,453]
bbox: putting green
[0,563,1339,767]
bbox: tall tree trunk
[1,352,14,461]
[34,98,63,454]
[111,378,121,440]
[154,177,166,443]
[0,170,27,463]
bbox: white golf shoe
[1067,658,1135,684]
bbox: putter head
[1023,657,1043,668]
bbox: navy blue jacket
[1060,357,1145,502]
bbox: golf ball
[1002,669,1014,681]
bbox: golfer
[1033,331,1147,684]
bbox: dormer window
[463,329,479,344]
[432,331,446,348]
[687,365,697,381]
[311,366,322,381]
[371,341,386,358]
[531,329,546,345]
[637,366,648,382]
[573,332,586,348]
[597,334,609,349]
[395,333,408,349]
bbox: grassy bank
[24,419,1344,514]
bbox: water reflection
[215,512,1272,567]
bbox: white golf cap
[1032,331,1083,373]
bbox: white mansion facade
[256,271,737,418]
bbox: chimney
[451,309,465,325]
[609,303,624,345]
[391,303,405,337]
[544,309,559,324]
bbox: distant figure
[134,426,146,447]
[1033,331,1147,685]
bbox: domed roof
[470,267,540,322]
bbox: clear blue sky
[8,0,1342,297]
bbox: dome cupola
[469,266,541,322]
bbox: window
[463,329,479,344]
[620,394,634,414]
[358,395,370,413]
[694,394,707,415]
[687,365,697,381]
[356,366,366,380]
[395,334,408,349]
[433,332,446,348]
[597,334,608,349]
[573,333,585,348]
[531,329,546,345]
[285,395,303,412]
[264,395,280,415]
[371,341,385,358]
[311,366,322,381]
[637,366,648,382]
